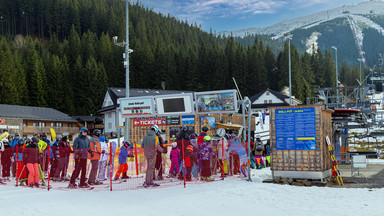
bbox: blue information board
[275,107,316,150]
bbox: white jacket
[99,141,110,161]
[0,141,4,152]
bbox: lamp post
[284,34,292,106]
[331,46,338,107]
[358,58,363,85]
[113,0,133,143]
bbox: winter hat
[187,145,193,152]
[80,127,88,133]
[99,136,106,142]
[171,142,177,148]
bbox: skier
[97,136,109,182]
[184,143,195,181]
[23,137,40,187]
[264,140,271,167]
[10,133,19,177]
[1,138,12,181]
[114,141,133,180]
[168,142,180,177]
[14,139,27,184]
[54,133,72,181]
[154,129,167,180]
[0,140,3,183]
[88,129,103,185]
[142,125,166,187]
[68,127,91,188]
[49,134,61,180]
[107,134,117,180]
[40,133,51,172]
[253,135,264,169]
[200,136,215,181]
[176,126,190,179]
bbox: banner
[275,107,316,150]
[195,89,238,114]
[182,115,195,125]
[133,117,166,126]
[119,97,155,118]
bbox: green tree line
[0,0,362,115]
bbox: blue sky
[138,0,364,32]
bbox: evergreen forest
[0,0,363,115]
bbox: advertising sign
[195,89,238,114]
[133,116,166,126]
[155,93,194,116]
[275,107,316,150]
[119,96,155,118]
[181,115,195,125]
[166,116,180,125]
[201,116,215,129]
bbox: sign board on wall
[195,89,238,114]
[275,107,316,150]
[119,96,155,118]
[181,115,195,125]
[155,93,194,116]
[166,116,180,125]
[133,117,166,126]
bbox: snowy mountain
[222,0,384,66]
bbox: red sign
[133,117,166,126]
[0,119,4,124]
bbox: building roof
[72,116,103,122]
[249,89,301,109]
[249,89,289,104]
[98,88,194,113]
[0,104,77,122]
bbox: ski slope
[1,167,384,216]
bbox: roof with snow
[0,104,77,122]
[249,89,290,108]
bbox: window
[269,100,272,104]
[68,123,73,128]
[264,100,267,104]
[51,123,54,127]
[41,122,46,127]
[266,91,270,96]
[108,123,112,129]
[33,122,37,127]
[108,101,112,106]
[108,112,112,118]
[23,122,27,127]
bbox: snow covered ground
[1,167,384,216]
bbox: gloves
[102,150,105,154]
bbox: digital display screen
[163,98,185,113]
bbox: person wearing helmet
[154,127,167,181]
[1,138,12,181]
[142,125,166,187]
[49,134,61,181]
[69,127,91,188]
[97,136,110,182]
[197,126,209,146]
[23,137,40,187]
[40,132,50,172]
[168,142,180,177]
[114,141,133,181]
[14,139,27,183]
[200,136,215,181]
[54,133,72,181]
[87,129,103,185]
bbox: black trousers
[70,159,87,185]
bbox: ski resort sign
[195,89,238,115]
[119,96,155,118]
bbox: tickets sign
[133,117,166,126]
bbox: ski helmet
[33,133,40,138]
[93,129,101,137]
[56,134,62,141]
[14,132,20,137]
[79,127,88,133]
[171,142,177,148]
[150,125,162,134]
[31,137,39,144]
[18,139,25,145]
[41,132,47,138]
[26,137,31,143]
[181,126,188,132]
[62,132,69,137]
[8,135,13,140]
[202,126,209,132]
[3,138,9,143]
[204,136,211,142]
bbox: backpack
[256,140,263,151]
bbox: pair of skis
[326,136,344,186]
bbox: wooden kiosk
[269,105,333,180]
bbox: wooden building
[269,105,333,180]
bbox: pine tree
[0,38,19,104]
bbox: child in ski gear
[253,135,264,169]
[54,133,72,181]
[40,133,50,172]
[142,125,166,187]
[98,136,110,182]
[69,127,91,188]
[200,136,215,181]
[23,137,40,187]
[14,139,27,182]
[184,144,195,181]
[264,140,271,167]
[49,135,61,180]
[88,129,103,185]
[176,127,190,179]
[169,142,180,177]
[114,141,133,180]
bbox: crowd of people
[0,124,271,188]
